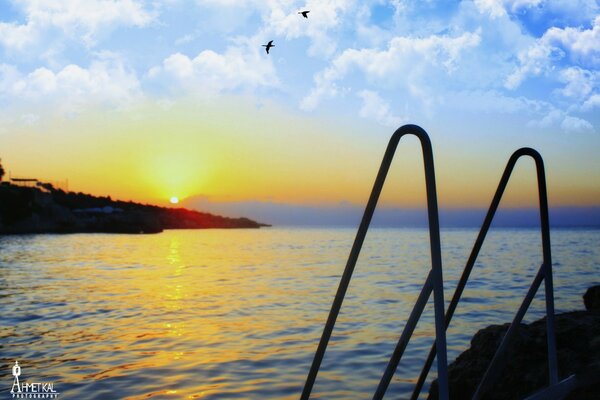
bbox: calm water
[1,228,599,399]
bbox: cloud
[0,0,157,49]
[0,0,597,136]
[447,90,552,114]
[150,40,279,95]
[262,0,357,57]
[561,115,594,133]
[557,67,597,100]
[194,0,358,57]
[527,109,563,129]
[506,16,600,89]
[528,109,594,133]
[475,0,597,24]
[544,15,600,61]
[473,0,544,19]
[302,30,481,110]
[0,53,142,113]
[0,21,38,50]
[357,90,404,127]
[474,0,511,18]
[582,94,600,110]
[504,43,555,90]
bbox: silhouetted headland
[0,182,270,234]
[428,285,600,399]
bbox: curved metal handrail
[410,148,558,399]
[300,124,449,400]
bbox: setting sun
[170,197,179,204]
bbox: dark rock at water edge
[0,183,269,234]
[584,285,600,311]
[428,294,600,399]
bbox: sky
[0,0,599,225]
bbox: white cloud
[302,31,481,110]
[474,0,596,21]
[504,42,555,90]
[0,54,142,112]
[473,0,543,18]
[528,109,594,133]
[527,109,563,128]
[194,0,358,57]
[357,90,404,127]
[474,0,510,18]
[0,0,156,49]
[557,67,597,100]
[448,90,551,114]
[582,93,600,110]
[152,41,279,95]
[505,0,544,11]
[0,21,38,50]
[175,34,195,46]
[561,115,594,133]
[506,16,600,89]
[262,0,357,57]
[543,15,600,61]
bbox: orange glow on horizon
[1,97,599,210]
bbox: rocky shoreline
[428,286,600,399]
[0,183,269,234]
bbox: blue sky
[1,0,598,131]
[0,1,599,225]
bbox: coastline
[0,183,269,234]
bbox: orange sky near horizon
[2,98,599,211]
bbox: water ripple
[0,228,597,399]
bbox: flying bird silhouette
[299,10,310,18]
[262,40,274,54]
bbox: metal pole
[372,128,449,400]
[472,263,546,400]
[410,148,558,399]
[299,125,404,399]
[301,125,448,400]
[534,154,558,386]
[373,272,433,399]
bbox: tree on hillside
[0,158,4,182]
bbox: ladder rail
[410,148,558,399]
[300,124,449,400]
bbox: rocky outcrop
[0,183,269,234]
[428,287,600,399]
[584,285,600,312]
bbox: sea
[1,227,599,399]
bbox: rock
[428,308,600,399]
[584,285,600,311]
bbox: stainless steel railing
[301,125,566,400]
[411,148,559,400]
[301,124,449,400]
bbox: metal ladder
[301,125,571,399]
[300,124,449,400]
[410,147,562,400]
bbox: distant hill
[0,183,269,234]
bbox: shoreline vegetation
[0,183,269,234]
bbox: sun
[169,196,179,204]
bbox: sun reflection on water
[0,229,597,399]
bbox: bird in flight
[299,10,310,18]
[262,40,274,54]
